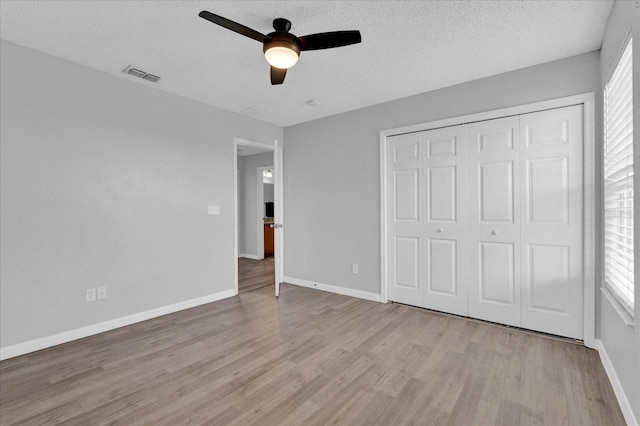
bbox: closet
[386,105,584,339]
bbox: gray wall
[264,183,274,204]
[284,51,601,295]
[0,41,283,348]
[598,0,640,420]
[238,152,273,257]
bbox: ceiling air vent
[123,66,160,83]
[143,74,160,83]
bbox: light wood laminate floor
[238,257,274,294]
[0,283,625,425]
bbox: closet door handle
[491,230,498,235]
[437,228,444,233]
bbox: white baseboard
[239,253,261,260]
[594,339,638,426]
[284,276,382,303]
[0,289,237,361]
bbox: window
[604,36,634,315]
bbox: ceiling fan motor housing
[272,18,292,33]
[263,32,301,58]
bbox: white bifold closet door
[387,126,468,315]
[422,126,468,316]
[519,106,583,339]
[387,131,425,305]
[386,104,584,340]
[467,116,522,327]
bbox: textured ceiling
[0,1,613,127]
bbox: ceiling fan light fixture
[199,11,361,84]
[264,38,300,69]
[265,46,299,69]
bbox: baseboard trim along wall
[0,289,237,361]
[284,276,382,303]
[594,339,639,426]
[239,253,260,260]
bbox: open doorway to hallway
[236,143,276,294]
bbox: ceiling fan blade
[298,30,361,51]
[270,67,287,85]
[198,11,267,43]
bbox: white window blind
[604,36,634,315]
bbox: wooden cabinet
[264,223,274,257]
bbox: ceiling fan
[198,11,362,85]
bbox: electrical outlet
[97,286,107,300]
[86,288,96,302]
[207,205,220,215]
[352,263,359,274]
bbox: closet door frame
[380,92,596,348]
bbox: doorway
[234,138,283,296]
[237,257,275,293]
[257,166,275,260]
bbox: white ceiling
[0,1,613,127]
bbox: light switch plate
[208,205,220,215]
[86,288,96,302]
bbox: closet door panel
[428,166,457,222]
[520,105,583,339]
[527,244,570,312]
[526,156,569,224]
[467,116,521,327]
[394,169,420,221]
[387,133,425,305]
[427,238,457,295]
[423,126,469,316]
[394,237,420,291]
[478,161,514,223]
[479,241,516,305]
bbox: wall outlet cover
[97,286,107,300]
